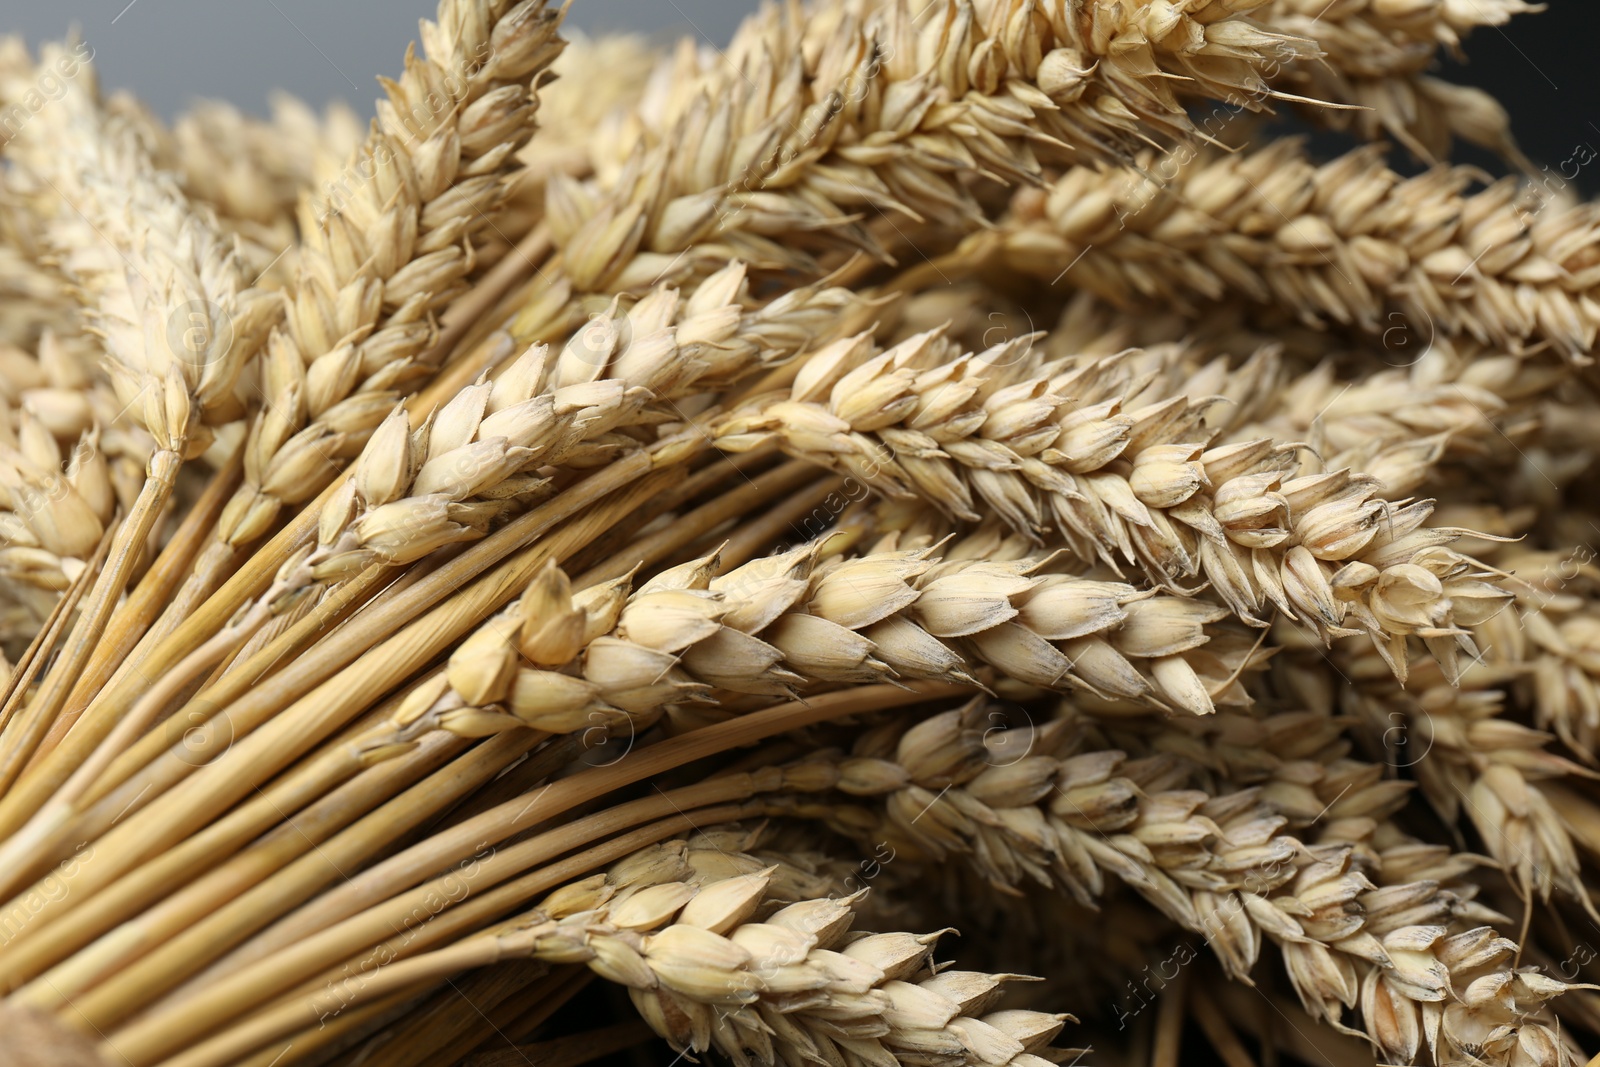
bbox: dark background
[2,0,1599,192]
[1437,0,1600,193]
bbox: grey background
[2,0,1598,192]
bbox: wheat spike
[230,262,874,621]
[1257,0,1537,164]
[554,835,1072,1067]
[166,97,364,291]
[988,138,1600,360]
[538,0,1317,295]
[9,45,278,460]
[1295,623,1596,914]
[380,527,1262,753]
[212,0,567,548]
[764,701,1585,1067]
[717,329,1509,682]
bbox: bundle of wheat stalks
[0,0,1597,1065]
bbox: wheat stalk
[28,692,939,1055]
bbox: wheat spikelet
[0,407,115,595]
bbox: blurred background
[2,0,1599,192]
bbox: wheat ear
[717,329,1509,682]
[765,702,1584,1067]
[215,0,567,549]
[535,0,1317,297]
[987,138,1600,360]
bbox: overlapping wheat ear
[0,169,173,604]
[0,261,874,863]
[157,97,361,292]
[754,701,1586,1067]
[0,0,571,747]
[8,827,1077,1067]
[520,0,1319,303]
[0,40,280,791]
[214,0,567,551]
[1268,533,1600,914]
[0,1,1596,1066]
[714,326,1511,682]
